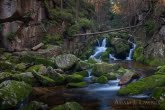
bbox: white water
[109,54,118,61]
[87,69,92,78]
[90,38,107,60]
[126,40,136,60]
[89,79,120,91]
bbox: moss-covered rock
[0,72,13,83]
[15,63,26,71]
[20,101,48,110]
[159,100,165,110]
[96,75,108,84]
[101,48,114,62]
[133,47,145,63]
[155,66,165,74]
[46,67,66,85]
[75,61,91,70]
[92,62,120,77]
[111,38,130,59]
[67,82,88,88]
[0,80,32,109]
[51,102,84,110]
[55,54,78,70]
[13,72,36,86]
[0,61,14,70]
[32,71,55,86]
[26,65,45,73]
[66,74,83,83]
[152,87,165,100]
[118,75,165,96]
[72,70,88,77]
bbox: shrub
[79,18,92,29]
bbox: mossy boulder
[96,75,108,84]
[66,74,83,83]
[111,38,130,59]
[67,82,88,88]
[0,72,13,83]
[133,47,145,63]
[51,102,84,110]
[0,61,14,70]
[75,61,91,70]
[152,87,165,100]
[72,70,88,77]
[0,80,32,109]
[26,65,46,73]
[92,63,120,77]
[13,72,36,86]
[32,71,55,86]
[20,101,48,110]
[15,63,26,71]
[101,48,114,62]
[55,54,78,70]
[118,75,165,96]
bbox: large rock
[111,38,130,59]
[55,54,79,70]
[92,62,120,77]
[51,102,84,110]
[0,80,32,109]
[118,75,165,96]
[119,70,140,85]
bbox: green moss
[0,61,14,71]
[156,66,165,74]
[32,71,55,86]
[26,65,44,72]
[101,48,114,62]
[66,74,83,83]
[152,87,165,100]
[118,75,165,96]
[0,72,13,83]
[72,70,88,77]
[160,100,165,110]
[67,82,88,88]
[51,102,84,110]
[15,63,26,71]
[0,80,32,109]
[96,75,108,84]
[47,73,66,85]
[133,47,145,62]
[92,63,120,77]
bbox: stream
[33,38,156,110]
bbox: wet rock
[26,65,46,73]
[118,75,165,95]
[13,72,37,86]
[67,82,88,88]
[119,70,140,86]
[75,61,91,70]
[92,62,120,77]
[111,38,130,59]
[66,74,83,83]
[96,75,108,84]
[54,69,64,74]
[32,71,55,86]
[72,70,88,77]
[51,102,84,110]
[0,80,32,109]
[55,54,79,70]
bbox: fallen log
[32,43,44,51]
[73,24,142,36]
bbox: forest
[0,0,165,110]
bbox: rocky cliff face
[0,0,46,51]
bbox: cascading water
[90,38,107,60]
[109,54,118,61]
[126,40,136,60]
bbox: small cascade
[109,54,118,61]
[90,38,107,60]
[126,40,136,60]
[87,69,92,78]
[89,79,120,91]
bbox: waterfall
[96,39,101,47]
[87,69,92,78]
[109,54,118,61]
[90,38,107,59]
[126,40,136,60]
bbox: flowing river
[32,38,156,110]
